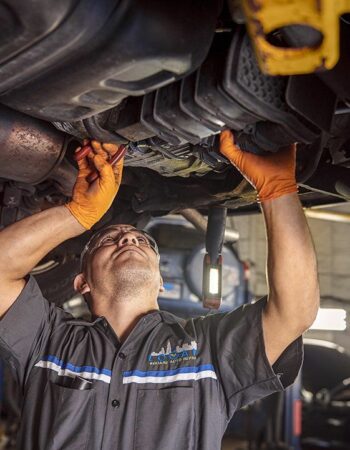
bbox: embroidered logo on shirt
[147,340,197,365]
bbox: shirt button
[119,352,126,360]
[111,399,120,408]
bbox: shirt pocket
[46,380,95,450]
[134,386,195,450]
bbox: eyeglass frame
[80,227,159,271]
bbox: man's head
[74,225,163,313]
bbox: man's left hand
[220,130,298,202]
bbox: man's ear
[74,273,91,295]
[159,276,165,293]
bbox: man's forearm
[0,206,85,281]
[219,132,319,363]
[261,193,319,332]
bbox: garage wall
[228,210,350,351]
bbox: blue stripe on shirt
[123,364,215,378]
[42,355,112,376]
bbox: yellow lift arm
[242,0,350,75]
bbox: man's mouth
[114,246,146,259]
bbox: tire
[34,255,80,306]
[31,234,88,306]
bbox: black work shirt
[0,276,302,450]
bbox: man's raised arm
[220,131,319,365]
[0,141,124,316]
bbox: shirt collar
[65,316,104,327]
[65,309,185,328]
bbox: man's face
[81,225,161,300]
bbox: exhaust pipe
[0,105,77,195]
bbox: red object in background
[242,260,251,281]
[293,399,302,436]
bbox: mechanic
[0,134,319,450]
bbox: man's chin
[111,263,155,284]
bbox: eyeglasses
[80,227,159,270]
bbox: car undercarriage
[1,0,350,302]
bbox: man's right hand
[66,141,124,230]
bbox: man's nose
[117,232,139,247]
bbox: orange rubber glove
[65,140,124,230]
[220,130,298,202]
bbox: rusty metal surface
[50,158,78,197]
[242,0,350,75]
[0,105,67,184]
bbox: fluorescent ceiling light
[209,268,219,295]
[310,308,347,331]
